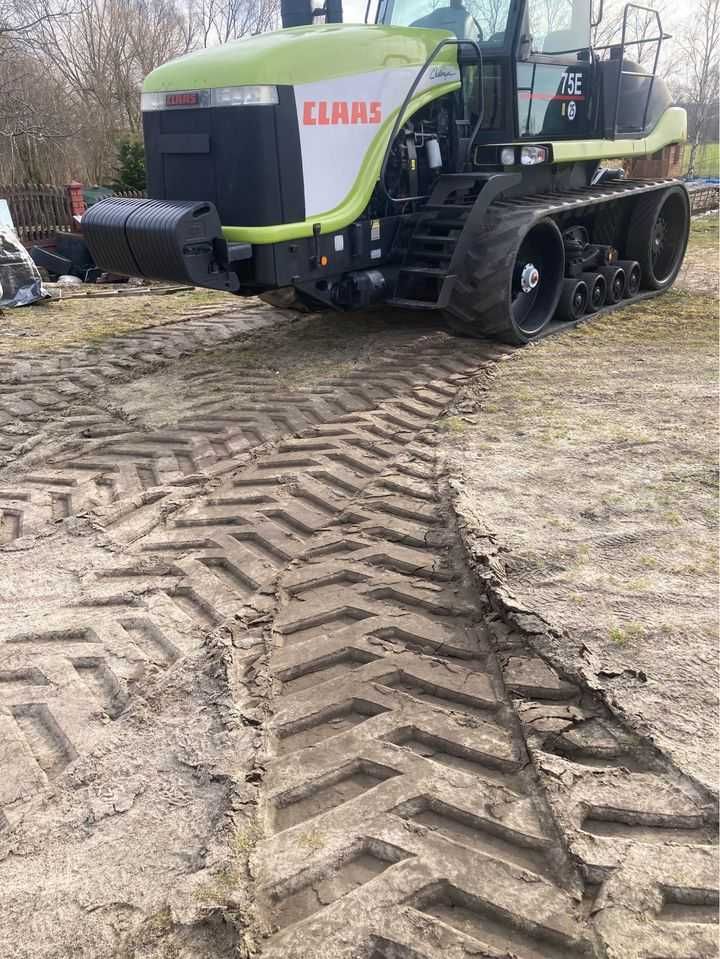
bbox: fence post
[66,180,86,224]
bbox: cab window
[378,0,513,46]
[527,0,591,54]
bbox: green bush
[113,138,146,191]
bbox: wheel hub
[653,218,667,260]
[520,262,540,294]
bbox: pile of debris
[0,199,47,308]
[0,195,142,310]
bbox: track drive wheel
[446,217,565,344]
[625,185,690,290]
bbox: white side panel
[294,65,460,217]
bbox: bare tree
[0,0,70,36]
[6,0,198,180]
[466,0,509,39]
[592,0,668,70]
[190,0,279,47]
[675,0,720,176]
[0,2,76,180]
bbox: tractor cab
[375,0,671,152]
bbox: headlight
[520,145,549,165]
[500,147,516,166]
[211,86,279,106]
[141,86,279,111]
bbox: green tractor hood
[143,23,459,91]
[142,24,462,242]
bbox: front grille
[142,86,305,227]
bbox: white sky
[343,0,376,21]
[342,0,686,32]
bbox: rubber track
[445,177,683,341]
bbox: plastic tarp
[0,226,48,308]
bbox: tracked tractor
[83,0,690,344]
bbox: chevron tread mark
[248,434,717,958]
[250,446,593,958]
[0,338,498,545]
[0,591,209,824]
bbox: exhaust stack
[281,0,342,27]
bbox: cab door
[516,0,593,139]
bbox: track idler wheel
[444,214,564,344]
[507,219,565,342]
[598,265,626,304]
[580,272,607,312]
[625,185,690,290]
[556,278,588,322]
[616,259,641,298]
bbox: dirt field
[447,215,719,792]
[0,214,717,958]
[0,286,240,352]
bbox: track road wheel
[625,185,690,290]
[580,272,607,312]
[556,278,588,322]
[598,265,626,304]
[445,215,565,345]
[617,259,641,297]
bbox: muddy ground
[0,286,240,353]
[0,216,717,958]
[446,215,720,794]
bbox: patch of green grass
[574,544,591,564]
[193,820,261,908]
[609,623,645,646]
[231,822,261,855]
[297,828,325,853]
[687,213,719,252]
[194,865,240,905]
[438,415,468,434]
[662,510,683,527]
[681,142,720,178]
[0,287,238,353]
[116,907,180,958]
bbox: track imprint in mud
[0,312,717,958]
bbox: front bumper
[82,196,250,291]
[83,195,402,308]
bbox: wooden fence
[0,184,74,245]
[0,183,148,246]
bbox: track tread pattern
[443,178,686,343]
[1,306,716,959]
